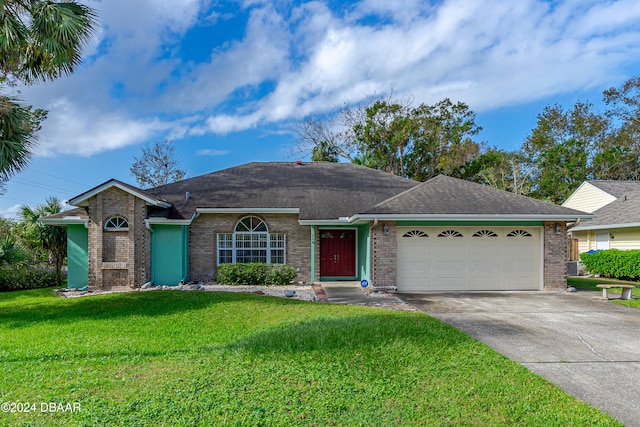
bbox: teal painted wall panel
[152,225,188,286]
[357,224,370,281]
[67,224,88,289]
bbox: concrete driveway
[398,291,640,427]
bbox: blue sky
[2,0,640,217]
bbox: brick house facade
[43,162,591,292]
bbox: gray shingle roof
[363,175,589,217]
[40,207,88,220]
[575,190,640,228]
[147,162,418,220]
[588,180,640,197]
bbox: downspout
[146,219,155,285]
[310,226,316,283]
[181,225,189,284]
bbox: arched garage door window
[217,217,286,264]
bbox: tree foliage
[0,0,97,182]
[523,101,610,203]
[292,77,640,204]
[18,197,67,286]
[130,140,186,189]
[293,95,483,181]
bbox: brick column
[371,221,396,288]
[88,193,103,288]
[543,222,568,291]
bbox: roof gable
[363,175,591,219]
[562,181,617,213]
[69,179,171,208]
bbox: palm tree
[20,197,67,286]
[0,0,97,181]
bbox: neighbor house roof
[146,162,418,221]
[571,190,640,231]
[357,175,592,221]
[588,180,640,197]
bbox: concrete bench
[596,284,635,300]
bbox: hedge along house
[42,162,592,292]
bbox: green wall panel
[357,224,370,282]
[67,224,88,289]
[151,225,188,286]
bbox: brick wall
[189,213,312,283]
[371,221,396,288]
[86,187,150,288]
[543,222,568,291]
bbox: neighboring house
[563,180,640,254]
[42,162,591,293]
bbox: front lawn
[568,276,640,308]
[0,289,621,426]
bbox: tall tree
[406,99,482,181]
[463,149,532,195]
[523,101,610,203]
[19,197,67,286]
[291,96,483,182]
[130,140,186,189]
[353,100,412,177]
[311,140,339,162]
[0,0,97,181]
[597,76,640,179]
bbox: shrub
[216,263,298,286]
[579,249,640,281]
[0,264,61,292]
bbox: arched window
[104,216,129,231]
[402,230,428,238]
[472,230,498,237]
[437,229,463,237]
[507,229,532,237]
[217,216,286,264]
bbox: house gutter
[571,221,640,232]
[196,208,300,214]
[348,213,595,223]
[39,217,89,227]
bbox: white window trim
[217,217,287,265]
[104,216,129,231]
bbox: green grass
[568,276,640,308]
[0,289,622,426]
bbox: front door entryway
[320,229,356,277]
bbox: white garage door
[396,227,542,292]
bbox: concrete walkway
[321,281,411,309]
[321,281,374,304]
[397,291,640,427]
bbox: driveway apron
[398,291,640,427]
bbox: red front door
[320,229,356,277]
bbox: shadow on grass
[227,310,470,355]
[0,290,310,328]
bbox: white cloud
[200,0,640,131]
[0,204,21,219]
[34,99,172,156]
[13,0,640,153]
[196,149,229,156]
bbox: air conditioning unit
[567,261,581,276]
